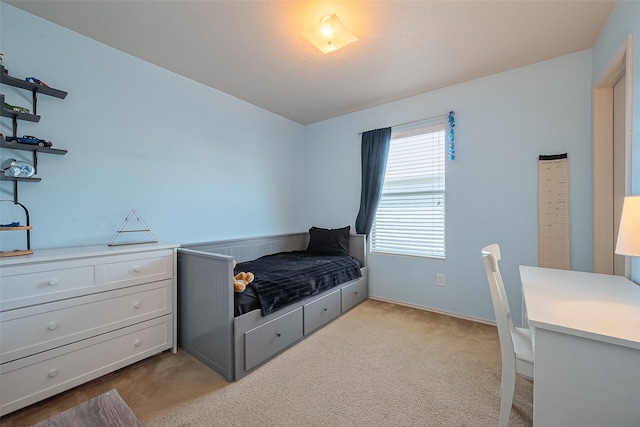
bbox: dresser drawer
[0,317,172,416]
[1,249,175,311]
[303,289,341,335]
[244,307,303,371]
[1,280,172,363]
[99,251,173,288]
[341,277,368,312]
[1,265,95,309]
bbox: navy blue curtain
[355,127,392,236]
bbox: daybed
[177,231,368,381]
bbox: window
[371,123,446,258]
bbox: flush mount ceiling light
[302,14,358,54]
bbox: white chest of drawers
[0,243,179,416]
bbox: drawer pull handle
[323,308,328,312]
[354,291,359,296]
[48,279,58,286]
[48,368,59,378]
[134,266,142,273]
[134,339,142,347]
[48,321,58,330]
[133,301,142,309]
[275,333,282,338]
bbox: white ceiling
[7,0,615,125]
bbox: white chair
[481,244,534,427]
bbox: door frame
[593,34,633,276]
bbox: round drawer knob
[48,321,58,330]
[134,339,142,347]
[133,301,142,309]
[134,266,142,273]
[323,308,328,312]
[275,333,282,338]
[48,368,59,378]
[48,279,59,286]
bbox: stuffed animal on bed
[232,260,254,293]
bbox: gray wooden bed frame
[177,233,368,381]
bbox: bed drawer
[1,280,172,363]
[244,308,303,371]
[304,289,341,335]
[0,316,172,416]
[341,277,368,312]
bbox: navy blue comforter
[234,251,362,316]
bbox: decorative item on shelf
[3,102,29,114]
[4,134,53,148]
[108,210,158,246]
[1,158,34,178]
[25,77,48,87]
[0,221,21,228]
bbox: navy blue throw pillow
[306,226,350,256]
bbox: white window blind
[371,123,446,258]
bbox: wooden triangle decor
[108,210,158,246]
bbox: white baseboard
[369,296,495,326]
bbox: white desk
[520,266,640,427]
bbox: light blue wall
[592,0,640,283]
[0,4,307,250]
[305,51,594,323]
[1,3,601,324]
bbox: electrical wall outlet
[436,273,445,287]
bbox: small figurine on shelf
[1,158,35,178]
[3,102,29,114]
[25,77,49,87]
[5,134,53,148]
[0,222,21,228]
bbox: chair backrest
[482,244,516,361]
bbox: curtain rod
[358,112,452,135]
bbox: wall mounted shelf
[0,140,67,156]
[1,94,40,135]
[1,65,68,256]
[0,200,33,257]
[0,176,42,183]
[1,66,67,115]
[1,69,67,99]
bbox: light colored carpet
[1,299,532,427]
[147,299,533,427]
